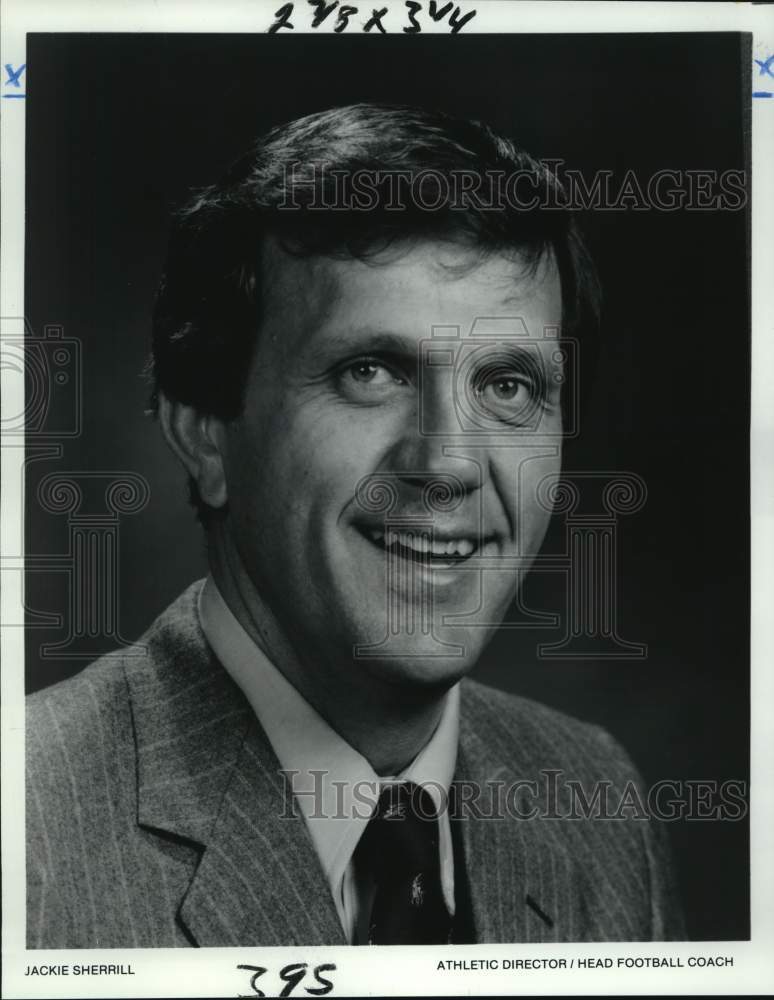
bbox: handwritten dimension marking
[269,1,477,34]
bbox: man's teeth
[368,529,476,558]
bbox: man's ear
[158,392,229,509]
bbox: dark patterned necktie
[354,781,452,945]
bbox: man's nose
[385,382,484,498]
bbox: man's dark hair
[149,102,600,522]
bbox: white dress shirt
[198,576,459,943]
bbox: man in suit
[27,103,685,947]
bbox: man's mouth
[357,526,486,566]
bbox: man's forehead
[260,238,343,337]
[258,236,561,352]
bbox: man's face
[220,239,563,689]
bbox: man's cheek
[312,437,385,496]
[521,462,561,543]
[495,452,559,535]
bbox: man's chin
[348,625,491,690]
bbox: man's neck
[207,526,449,776]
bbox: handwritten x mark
[4,63,25,87]
[754,55,774,78]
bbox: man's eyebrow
[310,328,424,359]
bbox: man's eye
[348,361,397,385]
[475,369,534,417]
[487,376,523,401]
[337,358,408,401]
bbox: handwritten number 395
[238,962,336,997]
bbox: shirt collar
[198,576,459,898]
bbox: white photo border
[2,1,772,996]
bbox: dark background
[24,32,750,940]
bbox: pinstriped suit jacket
[26,581,685,947]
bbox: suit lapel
[178,716,346,946]
[455,686,583,943]
[126,585,591,946]
[125,582,344,947]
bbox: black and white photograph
[2,2,772,997]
